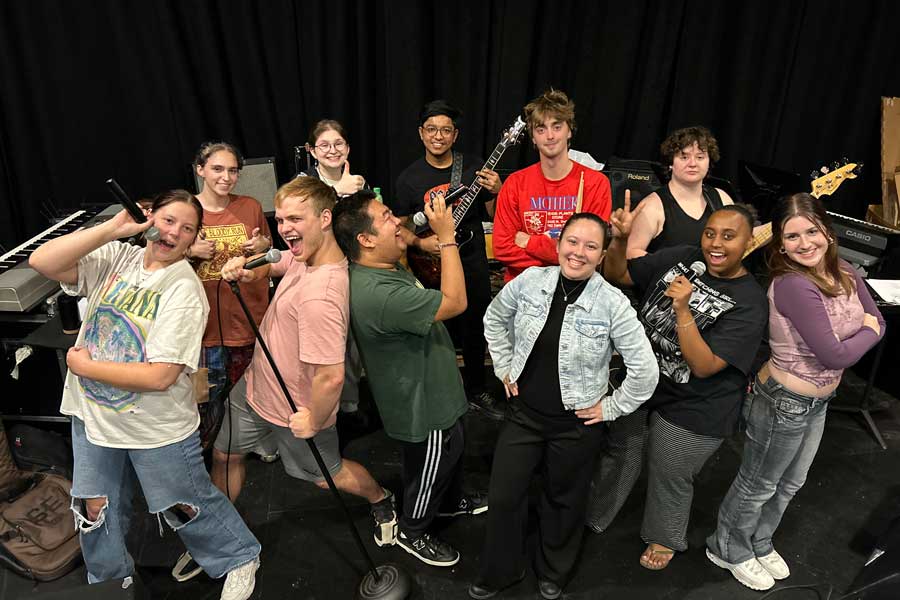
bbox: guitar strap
[450,151,464,191]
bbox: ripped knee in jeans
[72,496,109,534]
[161,503,200,531]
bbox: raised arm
[625,193,663,259]
[603,190,643,286]
[428,192,467,321]
[30,210,153,284]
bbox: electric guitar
[743,160,862,258]
[407,116,527,288]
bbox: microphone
[659,260,706,310]
[412,211,428,227]
[105,178,160,242]
[244,248,282,270]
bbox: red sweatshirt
[493,161,611,281]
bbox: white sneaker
[706,548,775,591]
[220,557,260,600]
[757,549,790,580]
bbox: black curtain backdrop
[1,0,899,250]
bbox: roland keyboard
[0,205,118,312]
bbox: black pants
[398,419,465,538]
[478,403,606,588]
[445,249,492,394]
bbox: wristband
[438,241,458,251]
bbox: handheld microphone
[244,248,282,270]
[105,178,160,242]
[411,185,467,227]
[412,211,428,227]
[659,260,706,310]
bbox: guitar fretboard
[452,142,510,227]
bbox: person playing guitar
[390,100,505,421]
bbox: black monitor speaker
[193,157,278,215]
[602,156,667,210]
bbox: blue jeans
[707,374,833,563]
[70,418,260,583]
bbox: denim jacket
[483,266,659,420]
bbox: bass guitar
[408,116,527,288]
[743,160,862,258]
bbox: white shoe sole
[706,549,774,591]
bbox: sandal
[640,543,675,570]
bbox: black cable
[836,572,900,599]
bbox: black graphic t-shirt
[392,154,492,262]
[628,246,767,437]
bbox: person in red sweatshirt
[493,89,612,282]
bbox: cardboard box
[881,97,900,226]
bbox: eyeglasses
[422,126,455,137]
[315,140,347,153]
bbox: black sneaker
[396,531,459,566]
[438,492,489,517]
[468,390,506,421]
[371,489,398,547]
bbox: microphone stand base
[357,564,412,600]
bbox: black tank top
[646,184,724,253]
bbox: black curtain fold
[1,0,899,249]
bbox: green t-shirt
[348,263,468,442]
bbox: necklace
[558,277,587,302]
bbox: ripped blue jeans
[70,418,260,584]
[707,374,834,564]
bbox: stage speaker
[193,156,278,215]
[29,574,147,599]
[602,156,666,210]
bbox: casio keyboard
[828,211,900,272]
[0,204,119,312]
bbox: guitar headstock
[500,116,527,148]
[809,159,862,199]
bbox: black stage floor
[4,369,900,600]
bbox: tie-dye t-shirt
[60,241,209,449]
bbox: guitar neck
[743,222,772,258]
[452,142,508,226]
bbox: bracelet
[674,320,696,330]
[437,241,458,250]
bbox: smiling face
[276,195,328,264]
[196,150,239,197]
[310,127,349,171]
[557,218,605,280]
[146,201,200,268]
[670,141,709,185]
[781,215,829,272]
[531,115,572,161]
[361,200,406,263]
[418,115,458,161]
[700,210,751,278]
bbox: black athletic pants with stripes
[477,403,606,588]
[398,419,465,538]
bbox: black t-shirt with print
[392,154,492,262]
[628,245,767,437]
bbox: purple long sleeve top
[768,265,885,387]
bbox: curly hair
[659,126,720,165]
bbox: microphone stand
[228,281,410,600]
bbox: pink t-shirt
[246,253,349,428]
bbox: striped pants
[589,410,723,551]
[398,419,465,538]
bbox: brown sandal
[640,543,675,570]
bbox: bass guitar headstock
[809,159,862,199]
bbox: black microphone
[244,248,282,270]
[105,178,160,242]
[659,260,706,310]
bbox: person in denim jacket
[468,213,658,600]
[706,193,885,591]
